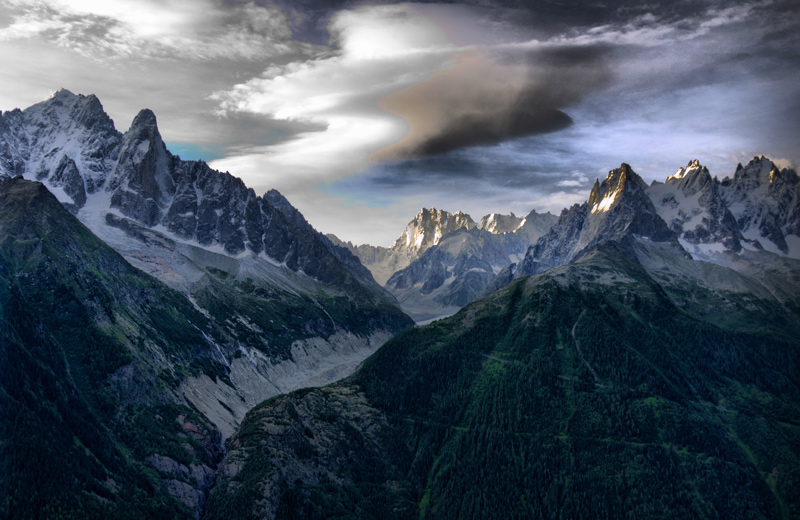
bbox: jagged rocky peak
[515,209,559,244]
[722,155,799,204]
[110,108,175,226]
[722,155,776,202]
[264,188,309,230]
[477,212,524,234]
[588,163,648,214]
[647,159,743,257]
[0,88,121,210]
[667,159,709,183]
[668,158,702,179]
[718,156,800,256]
[30,89,113,129]
[395,207,476,254]
[515,163,675,279]
[51,87,78,100]
[663,159,715,199]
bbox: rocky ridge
[648,159,743,257]
[719,155,800,256]
[330,207,557,320]
[0,90,387,289]
[493,158,800,293]
[513,163,677,279]
[0,90,413,455]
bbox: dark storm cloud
[373,44,611,160]
[403,108,572,157]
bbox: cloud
[550,1,768,48]
[209,3,610,193]
[0,0,310,61]
[1,0,797,248]
[209,4,464,191]
[771,158,798,171]
[373,44,609,159]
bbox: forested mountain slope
[0,90,413,442]
[0,175,411,519]
[207,237,800,519]
[0,176,226,518]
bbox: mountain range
[207,162,800,519]
[1,91,799,519]
[330,156,800,323]
[0,91,412,517]
[329,208,557,321]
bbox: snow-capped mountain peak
[0,90,391,288]
[648,159,741,258]
[516,163,674,278]
[719,156,800,255]
[395,207,476,253]
[666,159,705,183]
[589,163,646,214]
[477,212,524,234]
[0,89,121,211]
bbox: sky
[0,0,798,246]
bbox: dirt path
[571,310,601,383]
[481,354,525,366]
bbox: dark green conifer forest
[208,243,800,519]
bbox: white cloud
[771,158,797,171]
[0,0,305,60]
[208,3,609,193]
[209,4,465,192]
[550,1,768,48]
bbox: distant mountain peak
[720,155,799,255]
[50,88,77,100]
[130,108,159,129]
[397,207,475,252]
[589,162,647,214]
[515,162,676,279]
[666,159,707,183]
[477,212,524,234]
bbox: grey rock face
[516,163,678,279]
[145,453,218,517]
[385,227,528,318]
[110,109,175,226]
[648,160,743,255]
[719,156,800,254]
[394,207,476,254]
[516,209,559,244]
[49,155,87,211]
[163,479,206,515]
[0,89,121,207]
[207,384,398,520]
[477,212,524,233]
[0,90,385,288]
[267,189,382,288]
[517,203,588,277]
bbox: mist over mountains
[1,91,799,519]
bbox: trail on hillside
[571,310,601,383]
